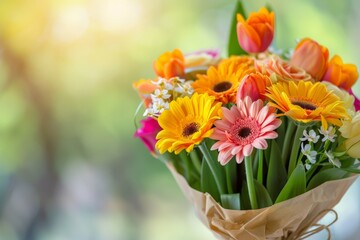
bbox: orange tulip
[237,7,275,53]
[290,38,329,80]
[153,49,185,79]
[322,55,358,91]
[236,72,271,102]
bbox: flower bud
[322,55,358,91]
[290,38,329,80]
[153,49,185,79]
[237,72,271,102]
[236,7,275,53]
[134,117,161,155]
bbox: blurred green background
[0,0,359,239]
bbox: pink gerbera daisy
[210,96,281,165]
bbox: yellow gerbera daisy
[266,80,349,129]
[155,93,222,154]
[192,56,254,104]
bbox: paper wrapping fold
[167,164,358,240]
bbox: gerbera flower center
[213,81,232,92]
[182,122,200,137]
[230,118,260,145]
[291,100,317,110]
[238,127,251,138]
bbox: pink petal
[210,140,223,150]
[231,145,243,155]
[249,100,262,118]
[257,106,271,124]
[260,131,278,139]
[236,152,245,164]
[252,138,268,149]
[222,107,237,124]
[218,142,234,151]
[243,144,254,156]
[261,124,280,133]
[218,149,233,165]
[214,120,230,130]
[211,129,227,140]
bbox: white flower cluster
[300,126,340,170]
[144,77,194,117]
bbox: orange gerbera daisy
[192,56,254,104]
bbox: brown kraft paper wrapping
[167,164,358,240]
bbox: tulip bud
[237,72,271,103]
[290,38,329,80]
[134,117,161,155]
[153,49,185,79]
[322,55,358,91]
[236,7,275,53]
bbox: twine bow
[290,209,338,240]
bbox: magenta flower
[210,97,281,165]
[349,89,360,111]
[134,117,161,154]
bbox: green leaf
[240,180,251,210]
[341,168,360,174]
[307,168,349,190]
[201,156,220,202]
[254,179,273,208]
[227,0,247,56]
[275,164,306,204]
[225,158,237,193]
[221,193,241,210]
[275,116,287,151]
[266,140,288,202]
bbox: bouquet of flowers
[133,2,360,239]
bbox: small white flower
[174,84,185,94]
[174,82,194,96]
[305,163,312,170]
[300,129,320,143]
[301,143,317,164]
[319,125,337,142]
[325,150,341,168]
[152,100,169,114]
[170,77,185,85]
[143,107,155,117]
[152,89,171,100]
[152,77,173,90]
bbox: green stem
[190,150,202,174]
[245,156,258,209]
[306,141,331,182]
[288,124,307,177]
[282,119,297,166]
[198,142,226,195]
[257,150,264,185]
[225,163,234,194]
[179,151,191,182]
